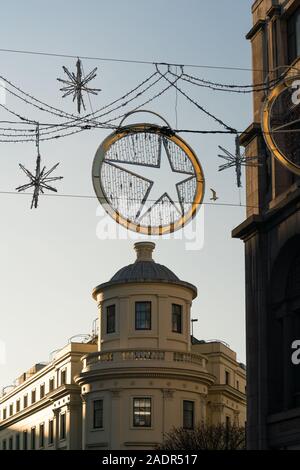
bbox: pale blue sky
[0,0,253,388]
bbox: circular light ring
[262,75,300,175]
[92,123,205,235]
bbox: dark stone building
[233,0,300,450]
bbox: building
[233,0,300,450]
[0,242,246,450]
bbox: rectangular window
[135,302,151,330]
[183,400,194,430]
[23,431,28,450]
[9,437,13,450]
[61,369,66,385]
[49,377,54,392]
[133,397,152,427]
[60,413,66,440]
[93,400,103,429]
[172,304,183,333]
[39,423,45,448]
[15,434,20,450]
[226,416,231,429]
[31,389,36,404]
[225,371,230,385]
[23,395,28,409]
[288,8,300,63]
[2,440,6,450]
[3,408,7,420]
[48,420,54,445]
[31,427,36,450]
[16,399,20,412]
[40,383,45,399]
[9,404,13,416]
[106,304,116,334]
[236,380,239,390]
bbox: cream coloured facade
[0,242,246,450]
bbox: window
[3,408,7,420]
[48,420,54,445]
[23,431,28,450]
[106,304,116,334]
[225,371,230,385]
[31,427,36,450]
[9,404,13,416]
[93,400,103,429]
[31,389,36,404]
[61,369,66,385]
[39,423,45,448]
[2,440,6,450]
[15,434,20,450]
[288,8,300,63]
[23,394,28,409]
[183,400,194,430]
[236,380,240,390]
[172,304,182,333]
[135,302,151,330]
[226,416,231,429]
[40,383,45,399]
[16,399,20,412]
[9,437,13,450]
[133,397,152,427]
[49,377,54,392]
[60,413,66,440]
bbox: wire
[0,47,271,73]
[0,189,259,209]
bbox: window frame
[31,388,36,404]
[48,419,54,446]
[135,301,152,331]
[183,400,195,430]
[23,430,28,450]
[59,412,66,440]
[287,7,300,63]
[30,427,36,450]
[132,396,152,428]
[40,383,45,399]
[39,423,45,448]
[93,399,104,429]
[172,303,183,334]
[106,304,116,334]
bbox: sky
[0,0,254,389]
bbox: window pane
[48,420,54,445]
[133,397,151,427]
[23,431,28,450]
[172,304,182,333]
[93,400,103,428]
[106,305,116,334]
[183,400,194,429]
[31,428,36,450]
[39,423,44,448]
[60,413,66,440]
[135,302,151,330]
[16,434,20,450]
[288,8,300,62]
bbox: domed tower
[76,242,214,450]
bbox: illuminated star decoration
[218,135,262,188]
[16,125,63,208]
[57,58,101,113]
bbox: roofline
[92,278,198,300]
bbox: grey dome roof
[92,242,197,299]
[110,260,179,283]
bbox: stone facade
[233,0,300,450]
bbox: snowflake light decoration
[16,125,63,208]
[218,136,261,188]
[57,58,101,113]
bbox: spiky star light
[57,58,101,113]
[218,135,262,188]
[16,155,63,209]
